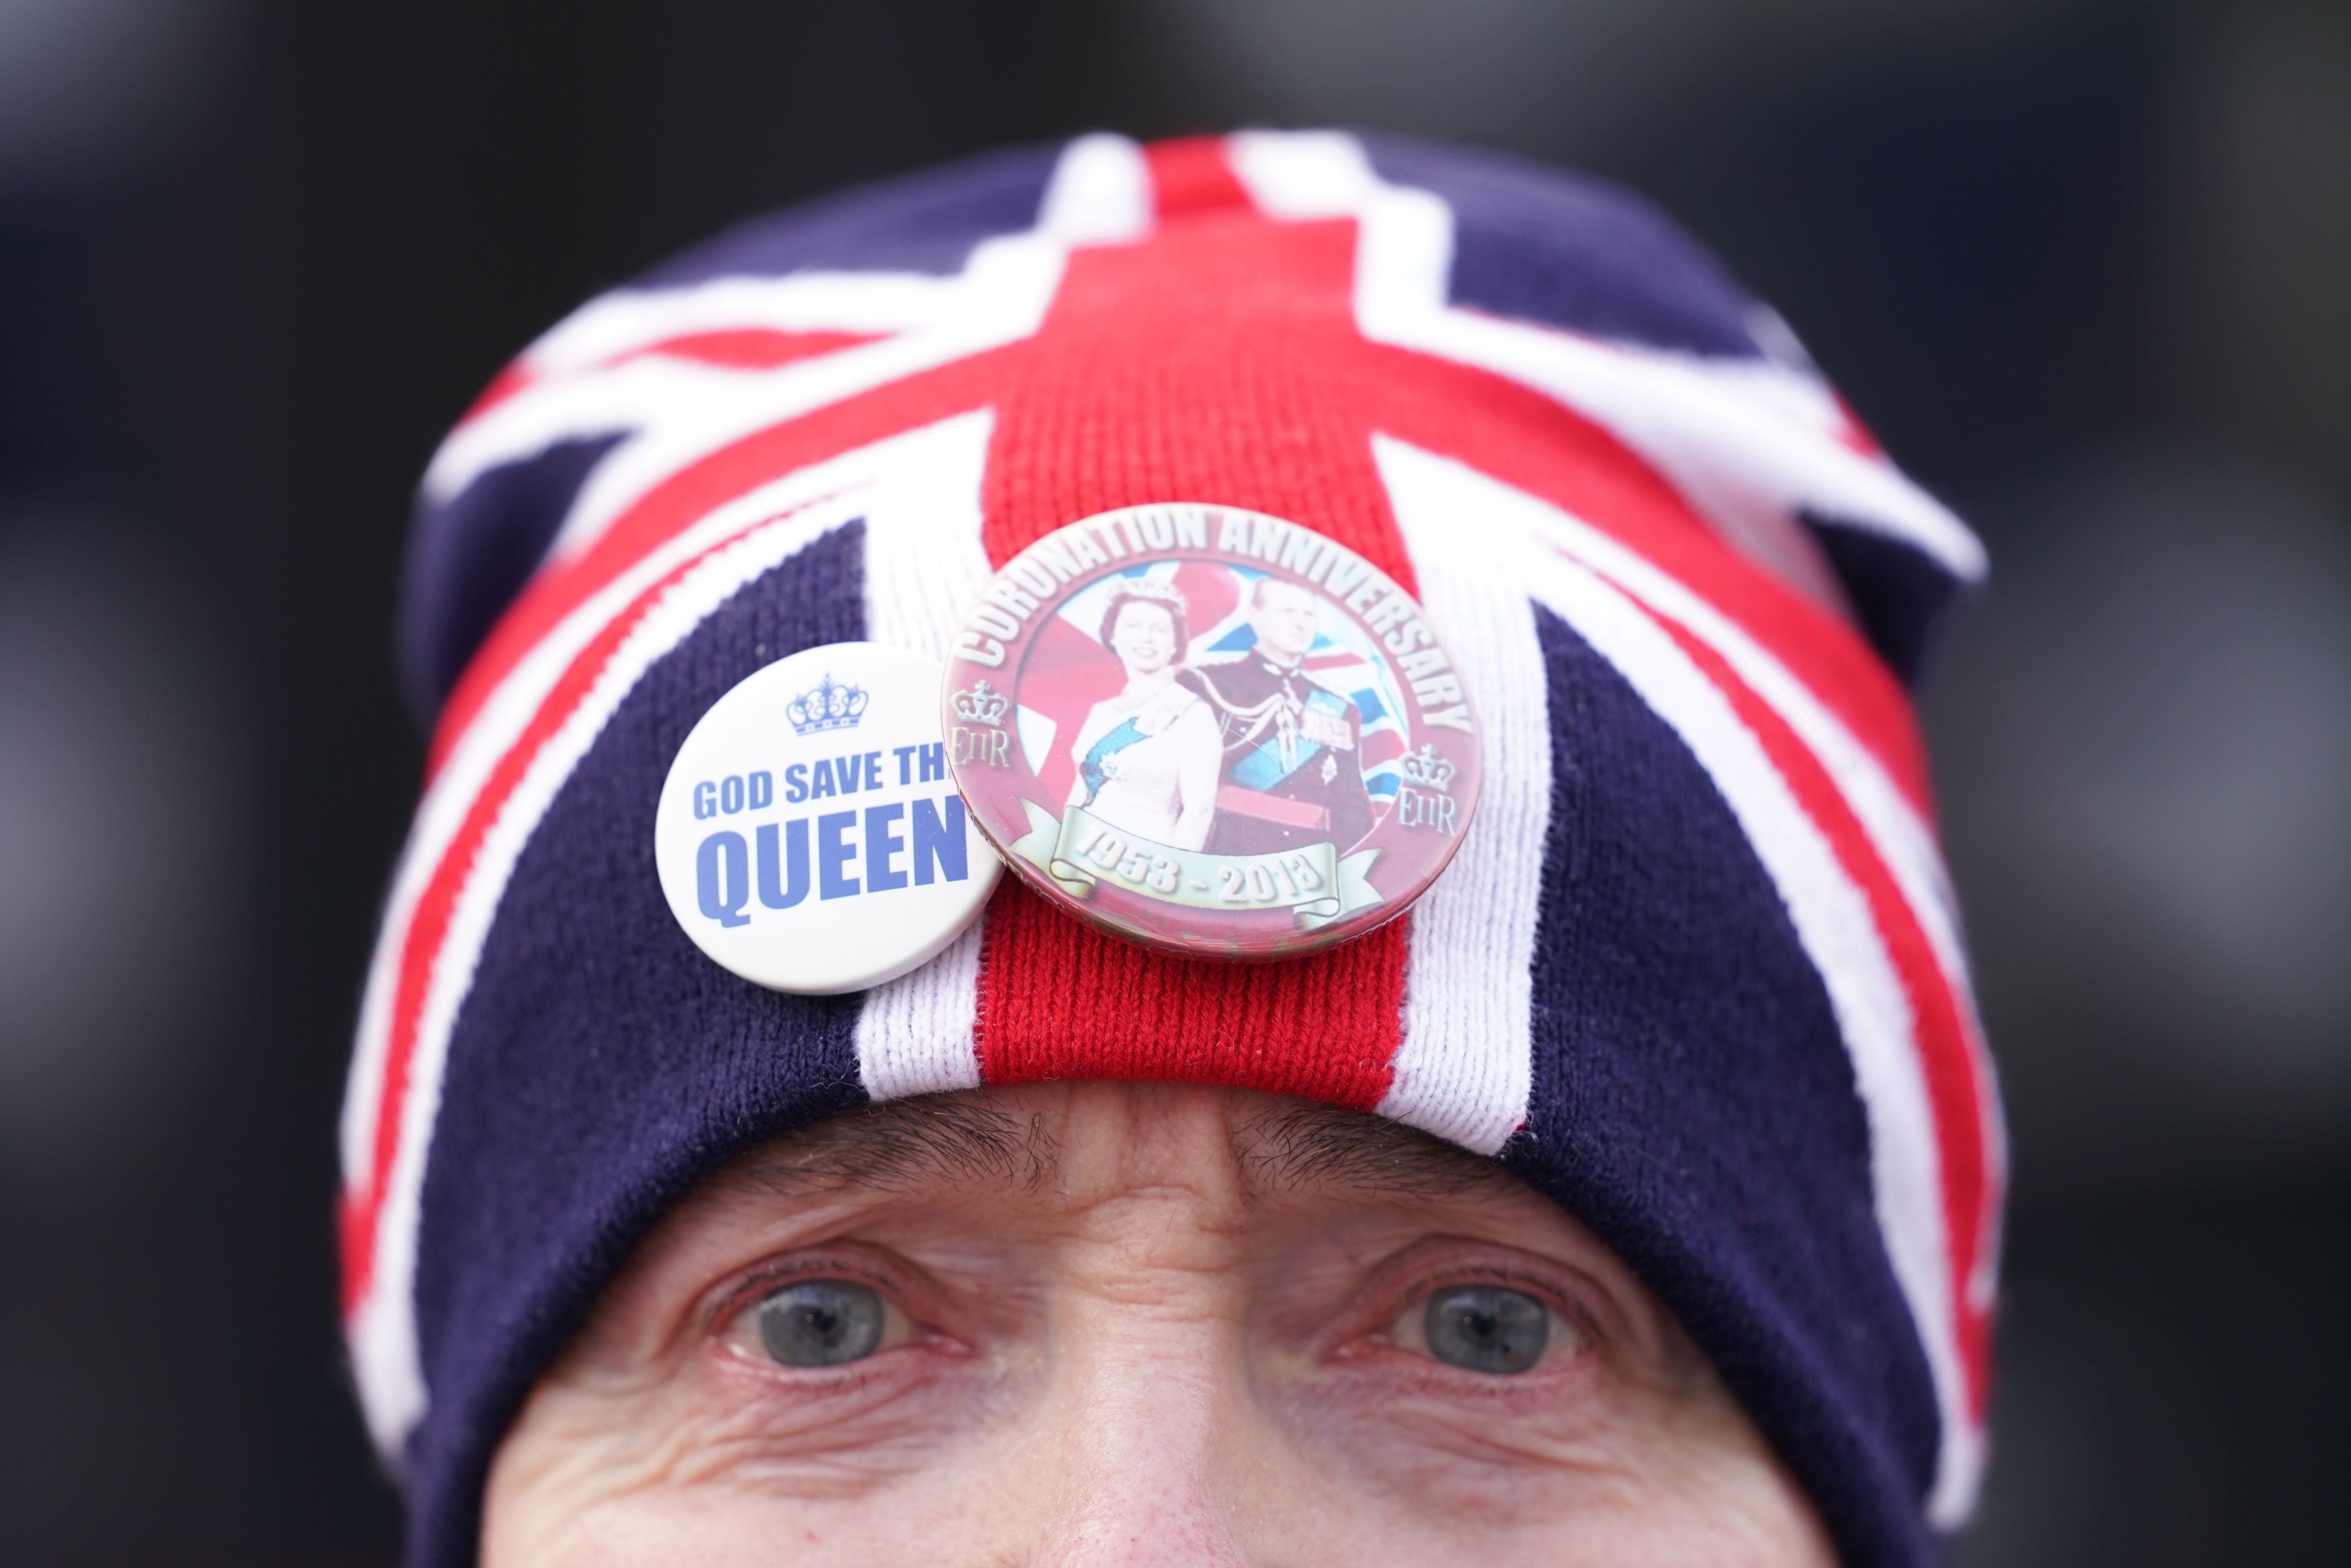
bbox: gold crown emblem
[1399,744,1456,792]
[952,680,1010,727]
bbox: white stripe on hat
[1377,441,1975,1005]
[1529,549,1973,1522]
[425,136,1153,570]
[349,486,873,1454]
[1364,436,1981,1518]
[1375,433,2000,1523]
[345,422,944,1222]
[1227,130,1986,594]
[465,244,1060,570]
[1378,455,1549,1155]
[845,136,1159,1103]
[1036,132,1155,246]
[351,130,1151,1203]
[345,135,1155,1454]
[343,415,1002,1455]
[852,410,998,1100]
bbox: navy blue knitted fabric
[1505,608,1941,1567]
[406,521,873,1566]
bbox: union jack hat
[343,130,2004,1566]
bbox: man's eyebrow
[722,1095,1059,1197]
[715,1093,1505,1205]
[1233,1099,1507,1201]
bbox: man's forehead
[718,1091,1507,1204]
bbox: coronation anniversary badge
[944,504,1482,960]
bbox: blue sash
[1229,731,1316,791]
[1229,688,1350,790]
[1079,717,1147,802]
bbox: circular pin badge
[656,642,1000,994]
[944,504,1481,961]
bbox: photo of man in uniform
[1186,576,1376,856]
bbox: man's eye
[1419,1285,1551,1375]
[752,1279,889,1367]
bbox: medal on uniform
[944,504,1482,961]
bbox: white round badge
[656,642,1000,994]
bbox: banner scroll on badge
[1010,800,1382,930]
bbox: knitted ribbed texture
[973,143,1417,1103]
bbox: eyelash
[710,1258,897,1330]
[1358,1266,1599,1365]
[707,1256,941,1375]
[699,1249,1607,1377]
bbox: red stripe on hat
[971,136,1411,1109]
[608,328,883,372]
[457,361,537,425]
[427,141,1920,816]
[1655,610,1996,1416]
[423,358,1006,776]
[1356,354,1937,815]
[1147,136,1257,220]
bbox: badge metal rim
[942,503,1482,963]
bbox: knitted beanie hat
[341,131,2003,1568]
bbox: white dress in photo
[1068,684,1221,849]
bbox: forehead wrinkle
[722,1095,1059,1199]
[1231,1099,1506,1201]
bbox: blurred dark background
[0,1,2343,1563]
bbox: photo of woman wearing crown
[1063,580,1222,851]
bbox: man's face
[1249,580,1323,663]
[484,1083,1833,1567]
